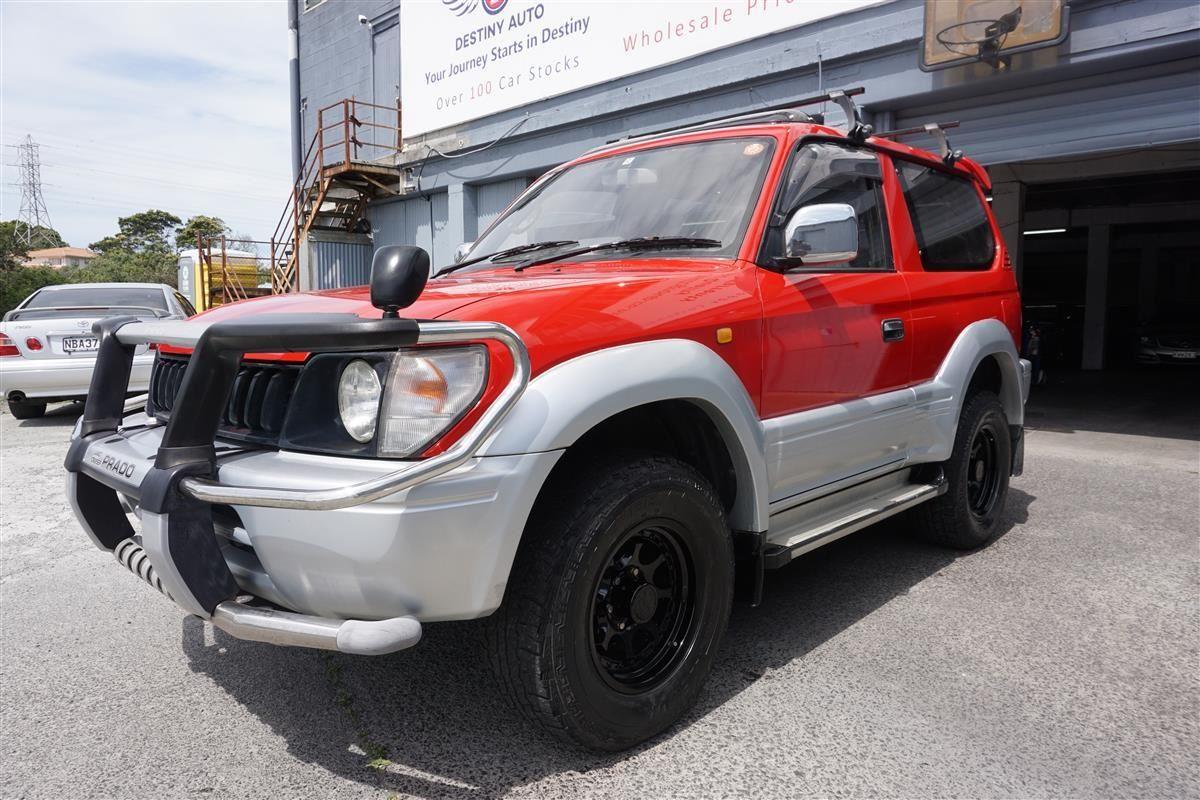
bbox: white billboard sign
[399,0,880,139]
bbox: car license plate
[63,336,99,353]
[1176,351,1197,359]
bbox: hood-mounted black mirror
[370,245,430,319]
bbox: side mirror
[370,245,430,319]
[783,202,858,266]
[452,241,474,264]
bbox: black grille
[148,354,300,445]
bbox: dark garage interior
[997,150,1200,439]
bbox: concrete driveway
[1,386,1197,799]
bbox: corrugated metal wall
[893,58,1200,166]
[300,231,373,290]
[475,177,529,238]
[368,193,451,264]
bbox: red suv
[65,91,1030,751]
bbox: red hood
[181,280,482,322]
[175,259,762,375]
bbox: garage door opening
[990,148,1199,440]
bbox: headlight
[337,359,382,442]
[379,346,487,456]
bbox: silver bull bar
[134,320,532,510]
[64,314,530,654]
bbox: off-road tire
[913,390,1011,549]
[484,453,734,751]
[7,399,46,419]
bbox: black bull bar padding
[65,313,421,614]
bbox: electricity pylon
[15,134,56,249]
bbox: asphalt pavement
[1,379,1197,799]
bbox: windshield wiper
[436,240,579,276]
[512,236,722,271]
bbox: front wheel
[913,390,1012,549]
[485,454,734,751]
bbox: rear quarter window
[896,161,995,271]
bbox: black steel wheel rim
[966,424,1001,518]
[589,520,696,693]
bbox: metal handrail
[196,236,284,305]
[266,97,403,294]
[114,321,530,512]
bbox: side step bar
[763,475,947,569]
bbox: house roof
[26,247,99,259]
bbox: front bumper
[65,313,537,655]
[1,353,153,401]
[71,419,558,621]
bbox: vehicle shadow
[181,488,1034,797]
[10,401,84,427]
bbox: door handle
[881,318,905,342]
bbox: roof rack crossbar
[599,86,866,150]
[875,121,964,165]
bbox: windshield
[465,136,776,269]
[24,286,167,311]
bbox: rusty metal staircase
[268,98,403,293]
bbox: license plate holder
[63,336,99,353]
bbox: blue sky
[1,0,291,249]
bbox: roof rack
[875,121,963,165]
[596,86,867,152]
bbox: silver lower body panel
[71,416,562,626]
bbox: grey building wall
[475,177,532,236]
[366,193,451,263]
[295,0,396,164]
[294,0,1200,271]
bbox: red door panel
[903,270,1017,382]
[757,270,912,418]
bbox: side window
[173,292,197,317]
[764,142,891,271]
[895,161,995,271]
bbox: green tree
[0,219,67,271]
[89,209,182,254]
[84,209,184,288]
[175,215,229,250]
[0,266,67,315]
[0,220,28,272]
[0,220,70,314]
[87,234,125,254]
[68,249,177,288]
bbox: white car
[0,282,194,419]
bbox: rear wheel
[486,454,734,751]
[7,399,46,419]
[913,390,1011,549]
